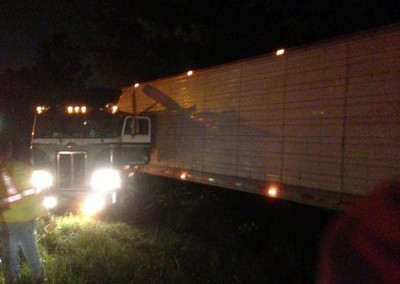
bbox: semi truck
[30,90,151,214]
[118,24,399,211]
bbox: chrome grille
[57,152,87,190]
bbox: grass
[0,173,335,283]
[5,215,221,284]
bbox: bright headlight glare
[43,196,58,209]
[31,170,53,189]
[81,194,106,215]
[90,169,121,191]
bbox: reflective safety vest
[0,168,42,206]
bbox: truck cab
[31,103,151,214]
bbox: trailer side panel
[118,25,400,210]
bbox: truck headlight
[81,194,106,215]
[31,170,53,189]
[43,196,58,209]
[90,169,121,191]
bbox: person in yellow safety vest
[0,143,53,284]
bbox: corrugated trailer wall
[119,25,400,210]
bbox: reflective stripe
[5,193,23,204]
[0,187,42,205]
[0,167,42,206]
[1,170,18,195]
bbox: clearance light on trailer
[266,185,279,198]
[276,49,285,56]
[180,172,187,180]
[134,83,140,88]
[187,70,193,76]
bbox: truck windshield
[34,113,124,138]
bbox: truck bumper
[43,190,118,214]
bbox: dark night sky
[1,1,400,84]
[0,2,74,72]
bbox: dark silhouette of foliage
[73,0,400,86]
[33,33,92,103]
[0,34,92,159]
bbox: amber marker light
[266,185,279,197]
[180,172,187,180]
[276,49,285,56]
[36,106,44,114]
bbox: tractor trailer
[118,24,399,210]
